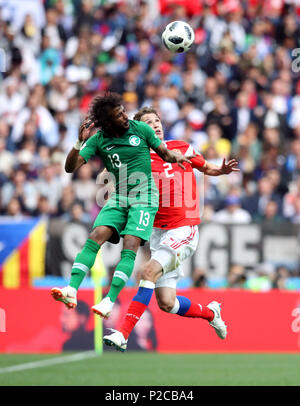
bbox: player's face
[141,113,164,140]
[109,105,130,133]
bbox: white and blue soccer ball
[162,21,195,53]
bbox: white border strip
[0,351,98,374]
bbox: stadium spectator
[192,267,208,288]
[0,77,26,126]
[35,162,63,212]
[64,202,92,224]
[31,195,53,218]
[202,122,231,159]
[0,136,14,181]
[255,199,283,223]
[73,162,97,212]
[1,169,38,214]
[243,175,282,217]
[6,197,23,218]
[283,177,300,219]
[213,195,252,223]
[272,265,292,290]
[226,264,247,289]
[246,262,275,292]
[56,184,79,217]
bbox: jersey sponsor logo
[136,226,145,231]
[106,145,115,150]
[129,135,141,146]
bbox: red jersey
[151,140,205,229]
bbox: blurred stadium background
[1,0,300,386]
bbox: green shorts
[93,194,158,244]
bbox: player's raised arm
[65,118,95,173]
[154,143,195,170]
[198,158,240,176]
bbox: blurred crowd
[192,261,300,291]
[0,0,300,287]
[0,0,300,224]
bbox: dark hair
[89,92,124,129]
[133,106,160,122]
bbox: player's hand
[78,118,95,142]
[220,158,240,174]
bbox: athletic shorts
[150,225,199,289]
[93,194,158,244]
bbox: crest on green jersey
[129,135,141,146]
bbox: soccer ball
[162,21,195,53]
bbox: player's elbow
[65,163,75,173]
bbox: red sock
[183,303,214,321]
[120,301,147,340]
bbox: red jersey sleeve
[182,143,205,169]
[165,140,206,169]
[190,154,205,169]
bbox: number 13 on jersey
[108,153,122,168]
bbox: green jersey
[80,120,162,203]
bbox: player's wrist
[74,139,84,150]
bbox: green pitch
[1,352,300,386]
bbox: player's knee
[90,226,111,245]
[157,298,174,313]
[140,262,156,282]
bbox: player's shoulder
[165,140,189,148]
[130,119,157,136]
[165,140,193,153]
[85,130,102,144]
[130,119,149,131]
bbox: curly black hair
[88,92,124,130]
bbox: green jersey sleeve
[79,132,100,162]
[137,121,162,150]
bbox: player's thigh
[155,287,177,312]
[121,204,158,243]
[93,202,128,244]
[151,225,199,274]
